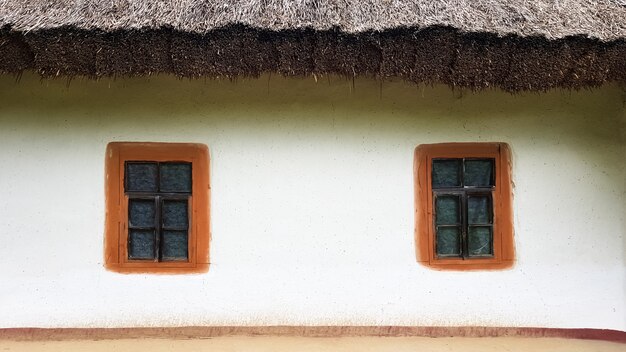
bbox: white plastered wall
[0,74,624,330]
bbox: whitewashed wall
[0,74,624,330]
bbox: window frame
[414,143,514,270]
[104,142,210,274]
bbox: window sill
[418,259,514,271]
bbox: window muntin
[414,143,514,270]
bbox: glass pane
[129,230,155,259]
[160,163,192,193]
[161,231,188,261]
[162,200,188,229]
[126,162,158,192]
[468,226,493,256]
[436,226,461,256]
[435,195,460,224]
[129,199,156,227]
[468,195,492,224]
[432,159,461,188]
[464,159,494,187]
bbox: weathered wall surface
[0,74,623,330]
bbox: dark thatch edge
[1,24,625,92]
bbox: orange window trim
[104,142,210,274]
[414,143,514,271]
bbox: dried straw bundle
[1,0,625,40]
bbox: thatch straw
[1,2,625,90]
[1,1,625,41]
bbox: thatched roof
[2,1,626,41]
[1,1,625,91]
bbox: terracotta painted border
[414,143,514,271]
[104,142,210,274]
[0,327,624,343]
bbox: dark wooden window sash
[124,161,192,263]
[431,157,495,260]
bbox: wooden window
[104,142,210,274]
[414,143,514,270]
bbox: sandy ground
[1,336,624,352]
